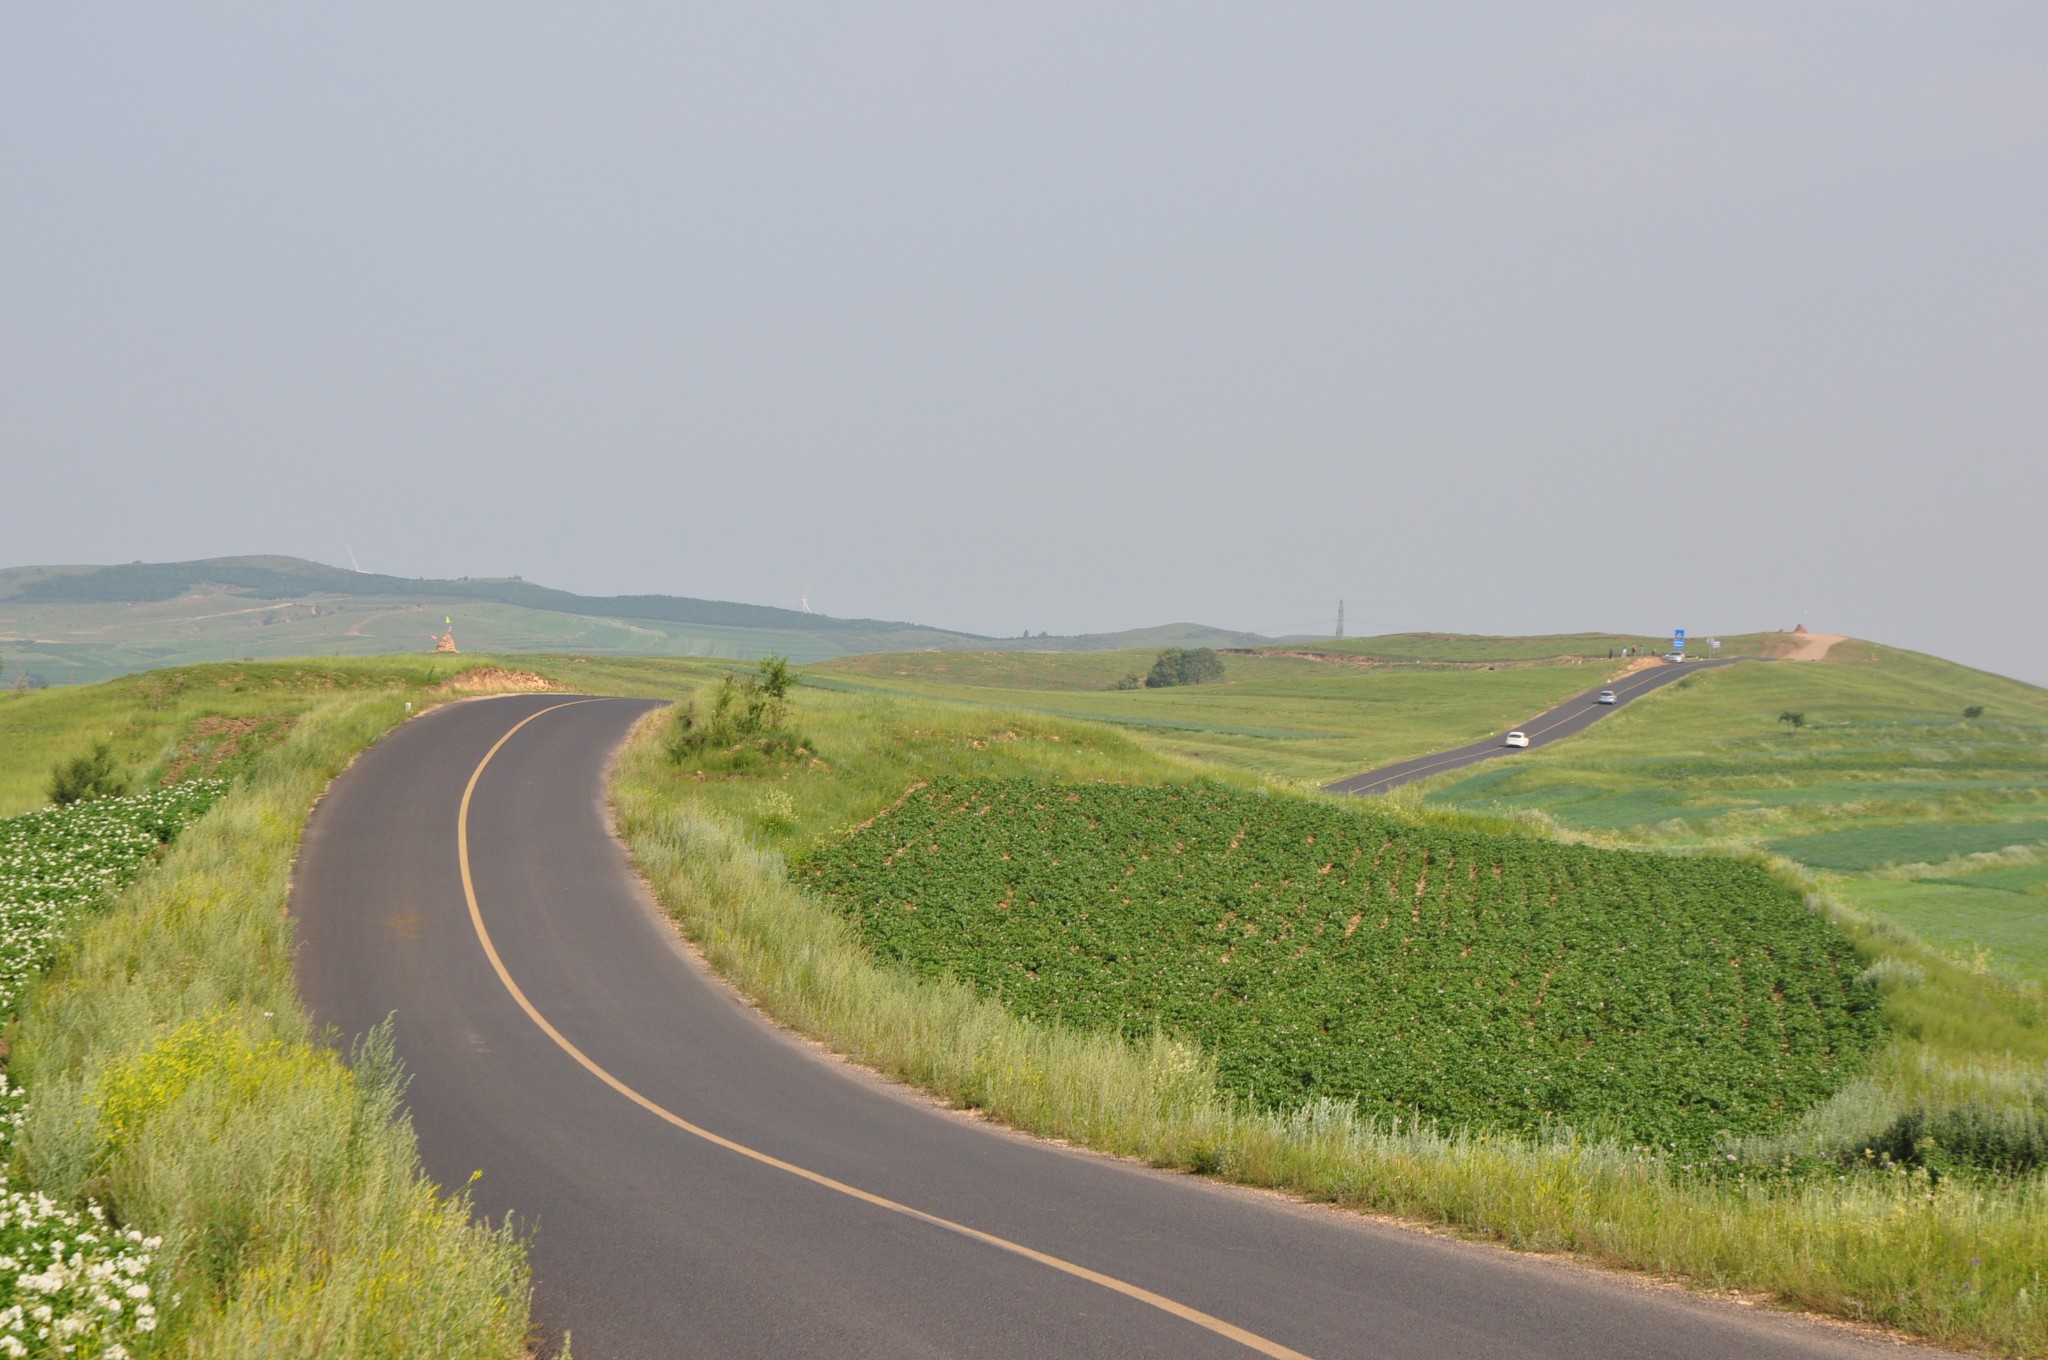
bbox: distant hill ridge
[0,556,1272,684]
[2,555,951,636]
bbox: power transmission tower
[1336,600,1344,640]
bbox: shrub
[1964,705,1985,720]
[48,739,127,805]
[1145,648,1224,688]
[1865,1102,2048,1176]
[663,656,815,774]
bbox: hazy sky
[5,5,2044,680]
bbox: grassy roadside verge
[612,687,2048,1356]
[8,689,532,1357]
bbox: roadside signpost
[1673,628,1686,658]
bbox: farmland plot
[804,779,1881,1149]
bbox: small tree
[1963,705,1984,720]
[1778,710,1806,736]
[756,653,794,702]
[49,739,127,805]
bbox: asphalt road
[292,693,1933,1360]
[1325,659,1740,797]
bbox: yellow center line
[457,702,1315,1360]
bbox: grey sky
[5,5,2044,680]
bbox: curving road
[292,693,1930,1360]
[1325,659,1739,797]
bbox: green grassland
[1415,644,2048,982]
[802,777,1878,1149]
[812,649,1620,784]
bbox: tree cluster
[1145,647,1225,688]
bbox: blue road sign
[1673,628,1686,652]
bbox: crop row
[802,778,1881,1149]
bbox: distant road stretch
[1325,658,1741,797]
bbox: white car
[1503,731,1530,748]
[1597,690,1618,704]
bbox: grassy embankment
[1,659,552,1358]
[612,649,2048,1355]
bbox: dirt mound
[433,667,558,694]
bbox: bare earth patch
[1783,630,1847,661]
[433,667,559,694]
[159,714,294,783]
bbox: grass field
[813,649,1620,784]
[1413,644,2048,982]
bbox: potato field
[803,779,1881,1149]
[0,780,226,1016]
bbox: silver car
[1503,731,1530,748]
[1597,690,1618,704]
